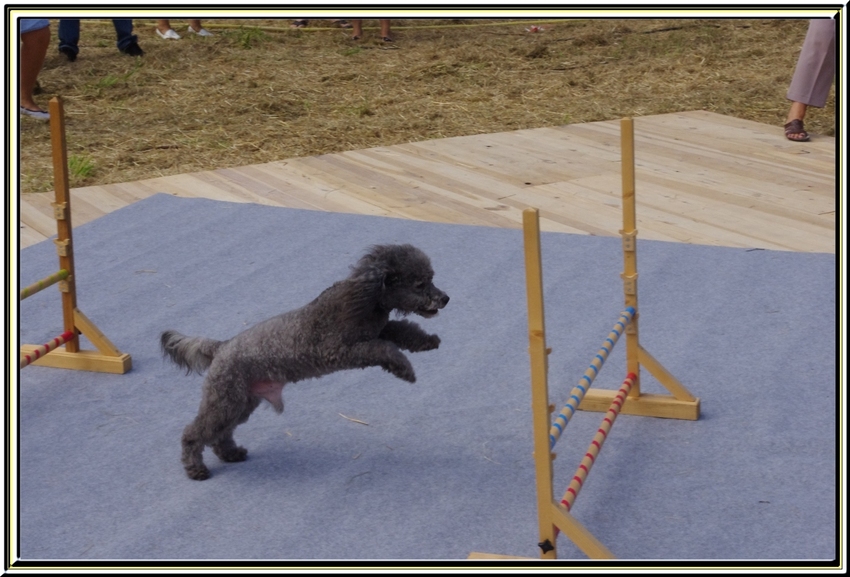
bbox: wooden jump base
[470,118,700,561]
[19,97,131,374]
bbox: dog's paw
[214,445,248,463]
[186,465,211,481]
[419,334,441,351]
[387,357,416,383]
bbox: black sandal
[784,119,810,142]
[290,19,308,29]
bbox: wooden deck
[19,110,835,253]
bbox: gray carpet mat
[16,193,836,561]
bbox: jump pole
[20,269,69,300]
[19,97,131,374]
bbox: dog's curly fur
[161,244,449,480]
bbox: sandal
[332,19,352,28]
[382,36,394,43]
[290,19,308,29]
[784,119,810,142]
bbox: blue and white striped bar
[548,307,636,449]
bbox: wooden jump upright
[470,118,699,561]
[19,97,131,374]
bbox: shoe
[156,28,181,40]
[784,119,810,142]
[20,106,50,121]
[58,46,77,62]
[290,19,308,29]
[188,26,213,37]
[120,41,144,56]
[382,36,394,42]
[332,19,352,28]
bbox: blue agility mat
[16,193,836,561]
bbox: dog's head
[349,244,449,318]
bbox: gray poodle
[161,244,449,480]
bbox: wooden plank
[72,185,132,215]
[579,389,700,421]
[341,148,533,228]
[560,175,833,252]
[48,97,79,354]
[18,347,132,374]
[253,159,397,217]
[17,112,835,253]
[352,144,617,235]
[19,193,57,239]
[638,345,697,403]
[548,502,615,559]
[522,208,558,560]
[467,552,537,560]
[73,308,124,357]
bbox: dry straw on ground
[19,18,834,194]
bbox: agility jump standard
[19,97,131,374]
[469,118,699,561]
[527,118,700,559]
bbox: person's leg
[380,19,392,41]
[786,101,808,125]
[156,19,182,39]
[57,19,80,59]
[786,19,835,108]
[351,19,362,40]
[112,19,139,51]
[20,23,51,115]
[785,19,835,141]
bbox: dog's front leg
[379,319,440,352]
[345,340,417,382]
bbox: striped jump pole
[20,330,76,369]
[548,307,636,449]
[559,373,637,512]
[20,269,69,300]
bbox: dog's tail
[160,330,224,375]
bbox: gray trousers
[786,19,835,108]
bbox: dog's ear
[342,265,386,320]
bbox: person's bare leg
[351,19,362,40]
[380,19,392,41]
[786,101,807,124]
[188,19,202,33]
[156,19,172,34]
[20,25,50,112]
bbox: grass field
[18,17,835,194]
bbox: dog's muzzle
[419,292,449,318]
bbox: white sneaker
[156,28,181,40]
[188,26,213,37]
[20,106,50,121]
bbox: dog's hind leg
[181,419,213,481]
[181,378,254,480]
[211,396,260,463]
